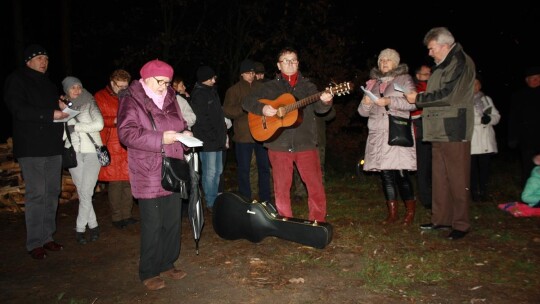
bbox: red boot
[382,200,399,224]
[402,200,416,226]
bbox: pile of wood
[0,138,79,213]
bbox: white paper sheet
[176,134,203,147]
[54,107,80,123]
[360,86,379,101]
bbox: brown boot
[382,200,399,224]
[402,200,416,226]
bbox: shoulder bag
[147,111,191,198]
[386,106,414,147]
[73,117,111,166]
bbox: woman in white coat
[63,76,104,244]
[470,76,500,201]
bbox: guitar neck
[283,92,323,114]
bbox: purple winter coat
[117,80,189,199]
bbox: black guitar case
[212,192,333,249]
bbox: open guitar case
[212,192,333,249]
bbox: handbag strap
[73,116,100,147]
[64,122,74,145]
[385,105,411,119]
[146,110,166,155]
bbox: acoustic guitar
[247,81,353,141]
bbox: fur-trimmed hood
[369,63,409,80]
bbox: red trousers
[268,149,327,222]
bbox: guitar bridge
[261,116,267,130]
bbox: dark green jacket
[416,43,475,142]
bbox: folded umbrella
[186,151,204,255]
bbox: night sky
[1,1,538,143]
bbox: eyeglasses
[113,80,128,90]
[153,77,171,87]
[279,59,299,65]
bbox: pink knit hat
[140,59,174,80]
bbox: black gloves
[67,125,76,134]
[481,114,491,125]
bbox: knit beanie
[197,66,216,82]
[62,76,83,94]
[254,62,265,73]
[140,59,174,80]
[378,48,400,66]
[525,66,540,77]
[239,59,255,74]
[23,44,48,63]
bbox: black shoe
[112,220,127,229]
[448,229,468,240]
[89,226,100,242]
[76,232,87,245]
[420,223,452,230]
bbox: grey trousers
[18,155,62,251]
[69,152,101,232]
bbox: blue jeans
[18,156,62,251]
[235,142,271,202]
[199,151,223,208]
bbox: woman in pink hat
[117,59,192,291]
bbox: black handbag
[62,123,78,169]
[147,110,191,198]
[161,151,191,198]
[386,106,414,147]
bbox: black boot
[76,232,87,245]
[89,226,100,242]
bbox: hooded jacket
[358,64,417,171]
[94,85,129,181]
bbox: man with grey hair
[405,27,476,240]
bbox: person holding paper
[4,44,68,260]
[62,76,104,245]
[357,48,417,226]
[117,59,191,291]
[470,75,500,202]
[405,27,476,240]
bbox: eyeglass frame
[279,59,299,65]
[112,80,129,90]
[153,77,171,87]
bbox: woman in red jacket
[94,69,137,229]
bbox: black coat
[4,67,64,158]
